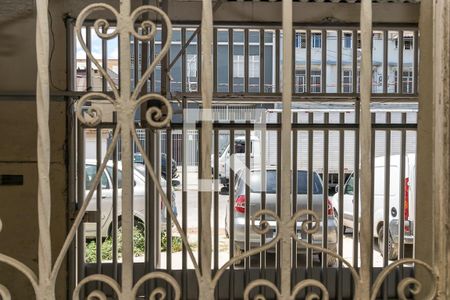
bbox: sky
[76,27,119,60]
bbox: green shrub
[85,228,182,263]
[160,231,183,253]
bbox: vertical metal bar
[275,29,281,94]
[95,128,102,278]
[229,124,235,264]
[370,112,376,283]
[292,113,298,272]
[398,113,407,259]
[140,7,150,296]
[383,113,391,266]
[306,29,311,94]
[382,113,391,300]
[322,30,327,93]
[398,30,404,94]
[155,131,161,268]
[198,128,202,267]
[150,34,155,92]
[213,28,218,93]
[229,29,234,93]
[352,29,358,95]
[337,112,345,300]
[182,28,187,93]
[141,7,149,95]
[86,26,91,91]
[181,98,188,300]
[134,37,139,89]
[197,31,202,92]
[35,1,52,297]
[322,113,329,270]
[161,14,169,99]
[117,2,134,295]
[413,30,419,94]
[166,128,173,271]
[244,29,249,93]
[198,3,214,296]
[292,28,296,94]
[245,126,251,270]
[280,1,293,297]
[102,29,107,91]
[353,101,360,267]
[260,29,265,93]
[337,30,342,94]
[260,114,267,270]
[383,30,388,94]
[213,129,219,272]
[307,113,314,269]
[359,0,373,297]
[228,124,235,299]
[276,113,281,272]
[291,113,300,286]
[76,122,85,300]
[66,17,76,299]
[145,129,155,292]
[112,114,118,283]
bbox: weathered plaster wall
[0,0,68,299]
[61,0,420,23]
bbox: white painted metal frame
[0,0,445,299]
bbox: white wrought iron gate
[0,0,447,299]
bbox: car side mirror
[335,186,339,194]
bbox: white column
[433,0,450,297]
[199,0,214,299]
[36,0,54,299]
[118,0,134,298]
[280,0,292,298]
[359,0,373,297]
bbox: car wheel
[233,245,244,267]
[108,217,145,237]
[378,225,398,260]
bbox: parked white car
[84,160,177,239]
[332,154,415,260]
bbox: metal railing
[73,23,419,101]
[72,103,420,298]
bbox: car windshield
[247,170,323,194]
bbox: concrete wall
[0,0,67,299]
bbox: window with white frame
[249,55,260,78]
[404,36,413,50]
[402,70,413,94]
[233,55,244,78]
[311,33,321,49]
[311,70,321,93]
[389,70,400,93]
[186,54,198,92]
[343,69,352,93]
[295,69,306,93]
[343,33,352,49]
[295,32,306,49]
[394,36,413,50]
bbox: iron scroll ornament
[0,1,440,300]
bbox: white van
[214,135,261,190]
[332,154,415,260]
